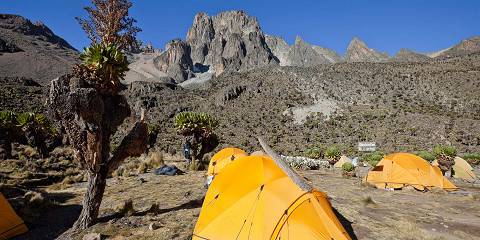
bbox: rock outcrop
[155,39,194,83]
[186,10,278,75]
[392,48,430,62]
[345,37,389,62]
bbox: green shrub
[433,145,457,158]
[325,145,341,160]
[363,151,384,166]
[342,162,355,172]
[415,150,435,162]
[463,153,480,165]
[305,147,323,159]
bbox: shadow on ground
[13,192,81,240]
[333,207,358,240]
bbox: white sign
[358,142,377,152]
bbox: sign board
[358,142,377,152]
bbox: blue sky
[2,0,479,55]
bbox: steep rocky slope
[0,14,78,85]
[126,53,480,156]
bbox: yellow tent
[364,153,457,191]
[0,193,28,239]
[193,155,351,240]
[334,155,352,168]
[207,147,248,177]
[432,157,477,182]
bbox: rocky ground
[4,155,479,240]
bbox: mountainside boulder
[345,37,389,62]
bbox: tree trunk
[72,169,108,230]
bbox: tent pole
[257,137,313,192]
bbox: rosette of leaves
[305,147,323,159]
[74,43,129,95]
[0,111,17,130]
[174,112,218,137]
[325,145,341,165]
[16,112,57,137]
[342,162,356,177]
[174,112,219,169]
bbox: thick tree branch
[107,121,148,174]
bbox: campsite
[2,0,480,239]
[2,149,479,240]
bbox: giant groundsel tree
[48,0,147,231]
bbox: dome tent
[0,193,28,239]
[364,153,457,191]
[206,147,247,177]
[432,157,477,182]
[193,140,351,240]
[334,155,352,168]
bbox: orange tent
[0,193,28,239]
[207,147,247,177]
[364,153,457,191]
[432,157,477,182]
[194,155,351,240]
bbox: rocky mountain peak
[434,36,480,59]
[186,10,277,75]
[211,10,260,35]
[345,37,389,62]
[0,14,76,50]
